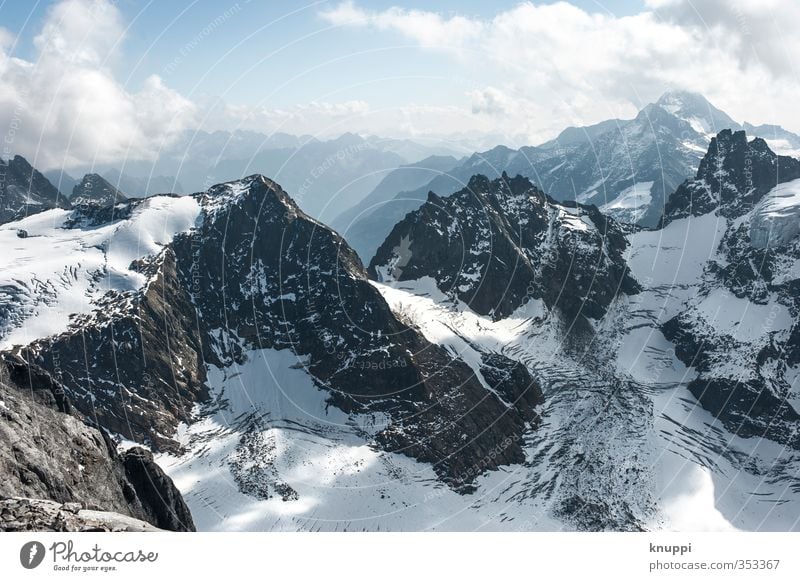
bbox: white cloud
[3,0,798,170]
[0,27,15,52]
[319,0,482,50]
[646,0,800,79]
[0,0,196,169]
[469,87,513,117]
[34,0,123,66]
[320,0,800,136]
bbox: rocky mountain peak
[0,155,70,224]
[6,172,543,490]
[663,129,800,223]
[71,173,128,206]
[655,90,740,133]
[370,173,638,324]
[201,174,302,220]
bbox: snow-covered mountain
[75,131,466,225]
[653,130,800,447]
[369,173,638,324]
[341,91,800,264]
[4,132,800,531]
[1,156,71,225]
[1,172,543,509]
[362,130,800,530]
[71,173,128,206]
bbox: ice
[750,178,800,248]
[693,288,791,342]
[158,346,564,532]
[600,181,653,223]
[627,213,726,289]
[0,195,200,349]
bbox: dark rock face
[21,248,208,452]
[0,155,71,224]
[656,133,800,450]
[120,448,195,532]
[6,174,543,488]
[0,360,194,531]
[168,175,544,486]
[373,344,542,490]
[62,197,140,227]
[2,353,71,413]
[369,173,638,325]
[662,315,800,449]
[71,173,128,206]
[662,129,800,225]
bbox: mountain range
[3,122,800,531]
[50,131,470,226]
[3,88,800,531]
[340,90,800,263]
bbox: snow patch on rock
[750,178,800,248]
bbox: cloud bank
[1,0,798,169]
[0,0,419,168]
[321,0,800,139]
[0,0,196,169]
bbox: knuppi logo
[20,541,46,569]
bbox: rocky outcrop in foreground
[0,357,195,531]
[0,498,159,532]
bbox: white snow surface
[158,270,800,531]
[692,289,791,343]
[628,213,726,287]
[607,209,800,531]
[600,181,653,223]
[750,178,800,248]
[0,196,200,349]
[158,345,563,531]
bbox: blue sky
[0,0,646,107]
[0,0,797,168]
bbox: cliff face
[370,173,638,324]
[0,156,71,225]
[0,356,195,531]
[662,130,800,225]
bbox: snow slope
[610,203,800,530]
[4,159,800,532]
[600,181,653,224]
[750,178,800,248]
[156,205,800,532]
[159,346,564,532]
[0,196,200,349]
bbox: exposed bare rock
[0,498,160,532]
[0,359,195,531]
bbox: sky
[0,0,798,169]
